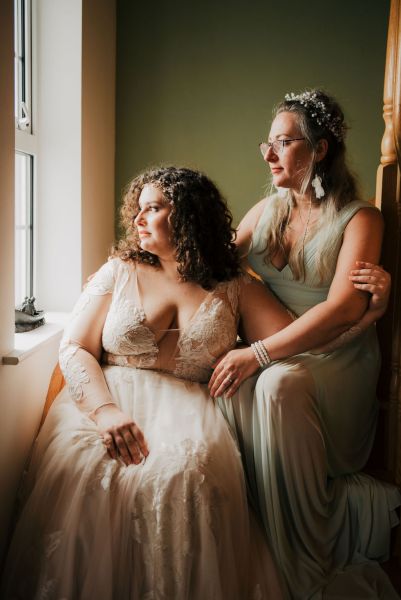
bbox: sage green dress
[219,195,401,599]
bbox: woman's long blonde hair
[262,89,362,281]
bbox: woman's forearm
[259,299,363,360]
[209,300,364,399]
[59,338,115,417]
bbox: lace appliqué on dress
[59,342,90,403]
[129,438,225,598]
[217,276,243,315]
[102,297,158,368]
[88,455,120,493]
[174,295,238,383]
[44,531,63,559]
[101,270,244,383]
[132,438,210,538]
[35,531,65,600]
[85,259,116,296]
[38,578,57,600]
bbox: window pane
[14,0,31,132]
[15,152,33,306]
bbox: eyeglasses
[259,138,305,157]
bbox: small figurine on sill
[15,297,45,333]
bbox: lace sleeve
[59,260,117,417]
[222,272,253,316]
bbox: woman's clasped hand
[93,403,149,465]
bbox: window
[14,0,35,307]
[15,152,33,305]
[14,0,32,133]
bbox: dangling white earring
[311,174,325,199]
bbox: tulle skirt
[1,366,283,600]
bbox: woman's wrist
[89,401,117,422]
[250,340,272,367]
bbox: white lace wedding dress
[1,258,283,600]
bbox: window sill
[2,312,69,365]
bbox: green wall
[116,0,389,227]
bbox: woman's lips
[270,168,283,174]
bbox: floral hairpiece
[284,91,345,141]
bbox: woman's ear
[316,138,328,162]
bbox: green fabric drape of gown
[218,195,401,599]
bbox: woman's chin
[272,179,288,191]
[139,240,154,253]
[272,175,287,187]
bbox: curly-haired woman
[209,90,400,598]
[2,166,296,599]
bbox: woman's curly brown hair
[112,166,240,290]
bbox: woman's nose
[265,145,278,162]
[134,209,146,226]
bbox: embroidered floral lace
[59,259,243,415]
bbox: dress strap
[337,199,378,229]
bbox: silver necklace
[286,200,312,233]
[300,199,312,263]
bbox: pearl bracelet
[251,340,272,367]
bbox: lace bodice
[101,259,241,382]
[59,258,243,414]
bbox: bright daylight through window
[14,0,34,307]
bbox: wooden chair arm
[39,363,65,428]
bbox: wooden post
[374,0,401,489]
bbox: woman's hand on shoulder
[208,347,259,399]
[93,404,149,466]
[349,261,391,321]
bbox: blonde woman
[210,90,400,599]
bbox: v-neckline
[270,261,291,273]
[134,265,214,338]
[269,234,315,275]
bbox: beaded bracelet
[251,340,272,367]
[251,342,264,367]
